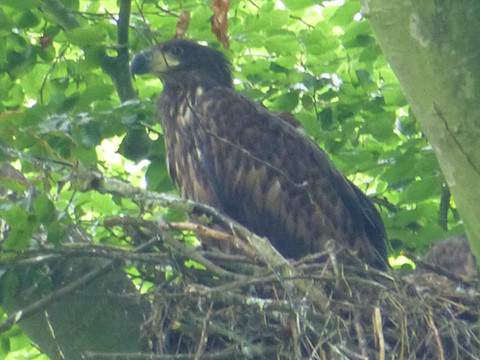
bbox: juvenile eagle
[131,39,388,269]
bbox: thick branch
[40,0,136,102]
[102,0,136,102]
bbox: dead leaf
[211,0,229,48]
[39,34,52,48]
[175,10,191,39]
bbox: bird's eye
[169,46,183,57]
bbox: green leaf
[88,192,117,214]
[145,160,173,192]
[270,91,299,112]
[330,1,361,26]
[83,45,106,67]
[1,206,36,250]
[381,158,417,185]
[118,128,152,162]
[264,32,299,55]
[283,0,314,10]
[47,221,66,245]
[33,193,55,224]
[320,108,334,129]
[362,112,396,141]
[1,0,40,10]
[77,84,114,109]
[0,10,14,35]
[148,137,166,160]
[64,0,79,10]
[65,26,106,47]
[342,22,372,48]
[71,145,98,166]
[383,84,407,106]
[254,9,290,31]
[0,164,28,192]
[163,206,188,223]
[72,122,102,148]
[355,69,376,91]
[401,177,440,203]
[301,94,314,111]
[184,259,206,270]
[1,336,10,353]
[16,10,40,29]
[3,83,25,107]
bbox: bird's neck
[163,82,206,108]
[158,83,207,134]
[163,72,231,100]
[160,76,223,122]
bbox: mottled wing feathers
[348,180,388,263]
[189,87,387,267]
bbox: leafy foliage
[0,0,465,357]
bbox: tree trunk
[1,258,149,359]
[362,0,480,262]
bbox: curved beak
[131,47,181,77]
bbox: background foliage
[0,0,465,358]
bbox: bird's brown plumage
[131,39,388,269]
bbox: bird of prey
[131,39,388,269]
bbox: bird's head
[131,39,232,88]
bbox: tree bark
[1,259,149,360]
[362,0,480,262]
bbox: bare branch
[102,0,136,102]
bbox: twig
[1,244,171,267]
[105,215,246,279]
[39,44,69,104]
[439,183,451,231]
[44,310,65,359]
[163,232,244,280]
[169,221,234,243]
[200,251,256,264]
[193,304,212,360]
[84,344,279,359]
[373,307,385,360]
[427,309,445,360]
[153,3,180,17]
[408,252,470,285]
[371,195,397,213]
[290,15,314,28]
[353,312,368,358]
[336,345,369,360]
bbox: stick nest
[124,218,480,360]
